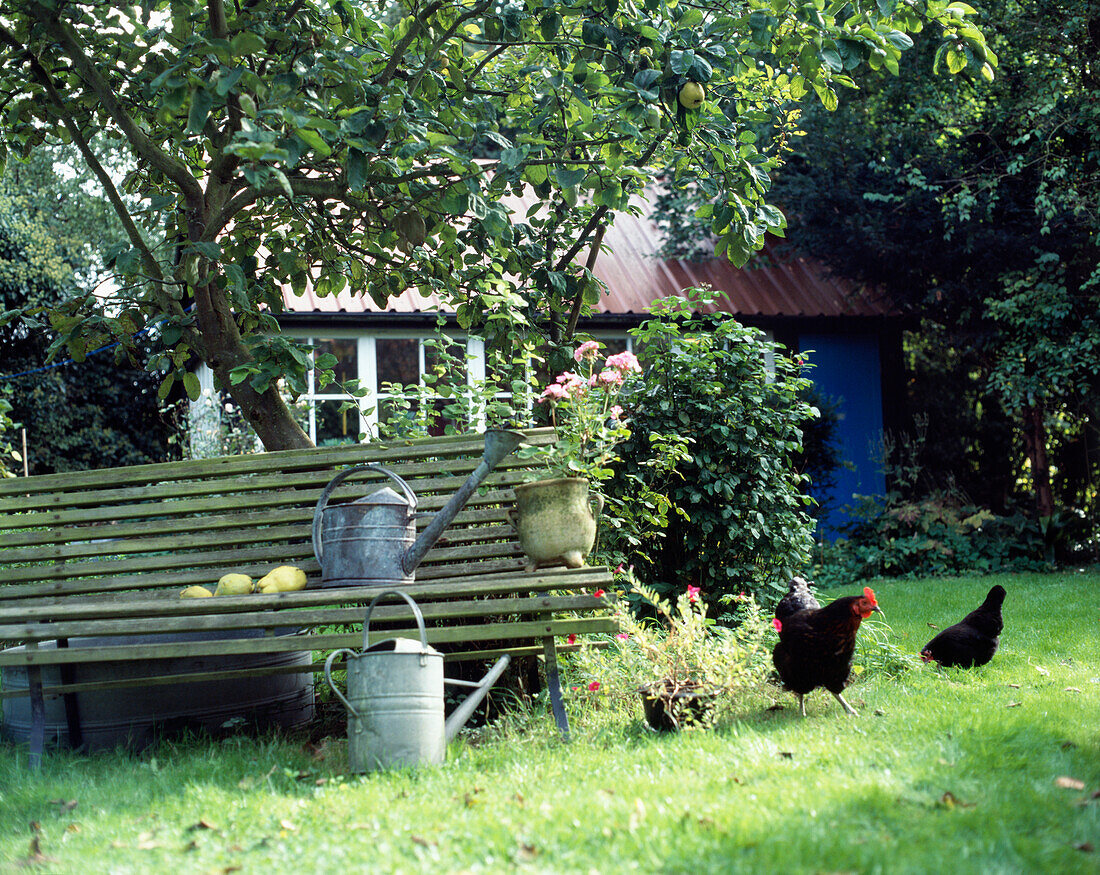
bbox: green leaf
[295,127,332,158]
[157,372,176,401]
[347,148,368,190]
[216,66,244,96]
[186,87,213,135]
[182,371,201,402]
[230,31,267,56]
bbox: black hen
[921,585,1006,668]
[775,576,821,621]
[772,586,882,717]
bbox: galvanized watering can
[323,590,510,773]
[311,429,524,588]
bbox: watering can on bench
[311,428,524,588]
[323,590,510,773]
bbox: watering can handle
[311,464,419,567]
[323,649,361,719]
[362,589,429,652]
[590,492,604,518]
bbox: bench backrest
[0,429,556,604]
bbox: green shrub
[599,288,818,606]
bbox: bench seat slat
[0,616,618,668]
[0,567,613,620]
[0,593,606,642]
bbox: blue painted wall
[799,332,886,535]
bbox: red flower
[567,633,577,646]
[687,584,701,602]
[614,564,625,574]
[593,588,605,598]
[587,681,600,692]
[772,618,783,633]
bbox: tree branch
[0,22,188,325]
[27,6,206,213]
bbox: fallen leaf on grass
[187,818,217,832]
[1006,702,1022,708]
[1064,687,1082,693]
[926,623,939,629]
[1075,842,1094,853]
[779,751,794,759]
[939,792,975,809]
[1006,683,1021,689]
[18,835,55,867]
[1055,776,1086,791]
[279,819,297,832]
[49,799,78,813]
[1035,666,1051,676]
[65,824,80,833]
[517,842,539,862]
[411,835,436,848]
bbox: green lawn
[2,571,1098,873]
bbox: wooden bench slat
[0,593,605,643]
[0,567,612,619]
[0,616,617,668]
[0,456,540,517]
[0,429,557,497]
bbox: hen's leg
[798,694,806,718]
[832,691,859,716]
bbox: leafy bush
[567,578,772,727]
[600,288,818,606]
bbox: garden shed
[190,203,904,534]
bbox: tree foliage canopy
[0,0,991,448]
[760,0,1099,518]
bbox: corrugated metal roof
[280,193,891,319]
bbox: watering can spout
[401,429,525,575]
[444,654,511,741]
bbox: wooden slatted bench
[0,428,616,767]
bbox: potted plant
[507,341,641,571]
[602,578,771,731]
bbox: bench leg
[542,635,570,740]
[27,664,45,771]
[58,638,84,752]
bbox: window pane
[315,338,357,385]
[601,338,628,356]
[377,338,420,388]
[316,400,360,446]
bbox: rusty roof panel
[280,193,890,319]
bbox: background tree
[0,148,178,473]
[687,0,1098,527]
[0,0,991,450]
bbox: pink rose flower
[574,341,600,362]
[687,584,701,603]
[587,681,600,692]
[605,351,641,373]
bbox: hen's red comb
[863,586,877,604]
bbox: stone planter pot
[506,478,603,572]
[639,681,720,732]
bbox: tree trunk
[1023,405,1054,519]
[193,279,313,451]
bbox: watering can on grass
[324,590,510,773]
[311,429,524,588]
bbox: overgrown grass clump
[2,571,1098,873]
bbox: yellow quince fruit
[180,585,213,599]
[257,565,307,593]
[678,81,705,109]
[214,573,254,596]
